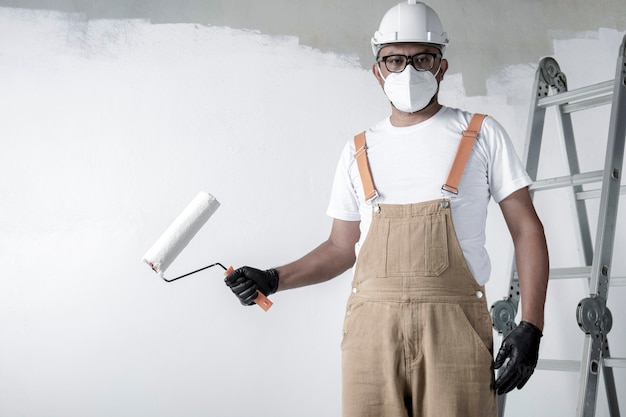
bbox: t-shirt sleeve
[326,142,362,221]
[484,117,533,203]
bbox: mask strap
[376,63,387,82]
[432,60,442,78]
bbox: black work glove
[224,266,279,306]
[493,320,542,395]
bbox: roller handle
[224,266,273,312]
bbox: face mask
[380,64,440,113]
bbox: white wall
[0,7,624,417]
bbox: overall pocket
[365,212,450,277]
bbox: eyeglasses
[377,53,442,73]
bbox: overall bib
[341,114,497,417]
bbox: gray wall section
[2,0,625,94]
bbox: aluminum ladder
[491,34,626,417]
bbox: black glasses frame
[377,52,442,73]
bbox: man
[225,1,549,416]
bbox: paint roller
[142,191,273,311]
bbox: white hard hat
[371,0,449,57]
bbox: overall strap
[353,131,378,202]
[441,113,488,194]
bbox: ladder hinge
[576,296,613,336]
[490,299,518,336]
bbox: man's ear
[372,63,385,87]
[438,58,449,82]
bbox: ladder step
[561,95,613,114]
[538,80,613,111]
[610,277,626,286]
[530,171,603,192]
[537,359,580,372]
[537,359,626,371]
[604,358,626,368]
[548,267,591,280]
[515,267,626,286]
[575,185,626,200]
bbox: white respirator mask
[379,63,440,113]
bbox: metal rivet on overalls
[475,290,484,299]
[346,310,352,317]
[441,200,450,208]
[352,287,357,294]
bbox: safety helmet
[371,0,449,57]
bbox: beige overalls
[341,114,497,417]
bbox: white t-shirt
[326,106,532,285]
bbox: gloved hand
[493,320,542,395]
[224,266,279,306]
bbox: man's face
[374,42,447,84]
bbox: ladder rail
[587,39,626,299]
[603,343,622,417]
[555,105,594,264]
[494,55,559,417]
[576,35,626,417]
